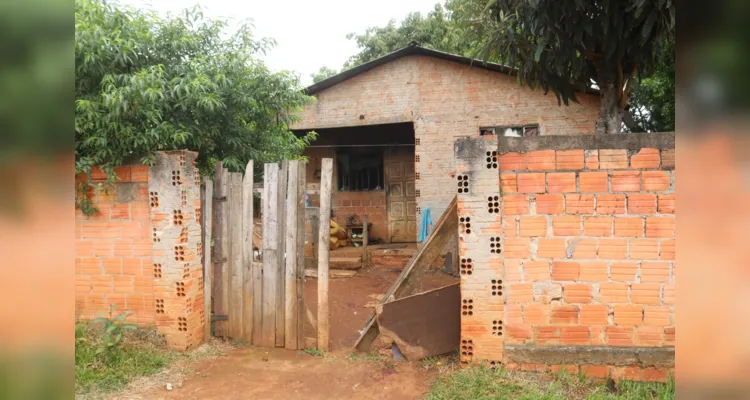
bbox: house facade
[292,44,600,245]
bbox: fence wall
[455,133,676,381]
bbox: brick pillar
[149,151,204,350]
[454,136,503,365]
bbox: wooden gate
[202,159,309,350]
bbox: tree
[311,66,339,83]
[453,0,675,134]
[75,0,315,187]
[625,38,675,132]
[343,3,474,68]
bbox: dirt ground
[126,269,459,400]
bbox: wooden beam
[261,163,279,347]
[228,172,244,339]
[284,160,299,349]
[295,161,307,350]
[276,160,288,347]
[213,162,229,338]
[242,160,254,342]
[352,196,458,352]
[317,158,333,351]
[201,179,213,343]
[362,215,368,268]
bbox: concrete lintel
[498,132,675,154]
[504,345,675,367]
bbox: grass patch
[75,321,177,395]
[300,347,326,357]
[424,366,674,400]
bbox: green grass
[75,321,177,395]
[424,366,674,400]
[300,347,326,357]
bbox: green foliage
[343,3,477,69]
[75,0,317,200]
[452,0,675,134]
[424,366,675,400]
[75,320,175,395]
[91,305,137,362]
[301,347,326,357]
[311,66,339,83]
[627,38,675,133]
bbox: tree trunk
[596,71,623,135]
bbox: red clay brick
[646,217,674,238]
[523,260,550,281]
[579,172,608,192]
[561,326,590,344]
[657,194,675,214]
[565,194,594,214]
[612,366,641,381]
[556,150,585,170]
[614,217,643,237]
[660,240,675,261]
[130,165,149,182]
[503,195,530,215]
[643,305,671,326]
[508,283,533,304]
[598,238,627,260]
[538,238,567,258]
[551,261,579,281]
[611,171,641,192]
[110,203,130,219]
[642,170,670,191]
[550,305,579,324]
[611,262,638,282]
[581,365,610,379]
[114,167,132,182]
[580,305,609,325]
[500,152,527,171]
[636,326,664,346]
[500,174,517,193]
[579,262,607,281]
[641,368,668,382]
[630,148,660,169]
[600,283,629,303]
[571,238,597,259]
[524,304,550,325]
[583,216,612,236]
[564,284,592,303]
[614,305,643,326]
[552,216,580,236]
[585,150,599,169]
[599,149,628,169]
[596,194,626,214]
[628,193,657,214]
[505,238,531,259]
[629,239,659,260]
[535,326,561,344]
[641,262,670,283]
[519,216,547,237]
[631,284,661,305]
[527,150,555,171]
[547,172,576,193]
[661,149,675,168]
[536,194,564,214]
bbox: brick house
[292,43,600,245]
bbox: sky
[120,0,441,86]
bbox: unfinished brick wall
[293,55,600,230]
[75,150,204,350]
[455,133,676,381]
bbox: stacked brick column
[455,133,676,381]
[454,136,504,365]
[149,151,204,350]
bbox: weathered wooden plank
[362,215,369,267]
[375,283,460,360]
[228,172,244,338]
[305,269,358,278]
[295,161,307,350]
[353,196,458,352]
[242,160,254,342]
[261,163,279,347]
[275,160,288,347]
[213,162,230,338]
[284,160,299,349]
[202,179,214,343]
[317,158,333,351]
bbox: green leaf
[534,42,545,62]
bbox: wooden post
[362,215,368,268]
[317,158,333,351]
[261,163,279,347]
[242,160,254,342]
[213,162,229,338]
[228,172,244,338]
[276,160,288,347]
[284,160,299,349]
[295,162,307,350]
[202,179,213,343]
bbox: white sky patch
[119,0,440,86]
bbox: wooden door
[385,147,417,242]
